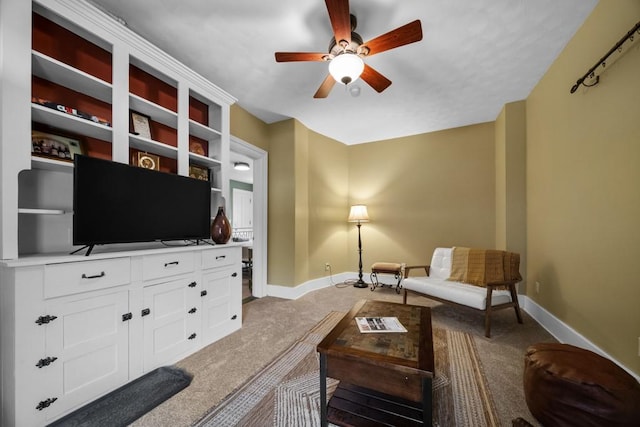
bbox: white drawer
[44,258,131,299]
[202,247,240,270]
[142,251,195,282]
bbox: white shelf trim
[32,50,112,103]
[18,208,66,215]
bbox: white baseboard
[521,295,639,382]
[266,272,354,300]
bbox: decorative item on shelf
[31,127,84,162]
[348,204,370,288]
[137,152,160,170]
[31,97,111,126]
[189,165,209,181]
[189,140,207,156]
[130,110,152,139]
[211,206,231,244]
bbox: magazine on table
[355,316,407,333]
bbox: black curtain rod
[570,20,640,93]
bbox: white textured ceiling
[90,0,598,145]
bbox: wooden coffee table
[317,300,434,426]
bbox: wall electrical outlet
[325,263,331,271]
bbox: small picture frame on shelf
[189,165,209,181]
[189,140,207,156]
[137,152,160,170]
[130,110,152,139]
[31,127,84,163]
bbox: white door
[232,188,253,229]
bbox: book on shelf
[355,317,407,333]
[32,97,111,127]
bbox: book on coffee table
[355,316,407,333]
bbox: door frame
[230,136,267,298]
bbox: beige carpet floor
[195,314,499,427]
[130,283,555,426]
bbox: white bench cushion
[402,276,512,310]
[429,247,453,279]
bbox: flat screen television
[73,155,211,254]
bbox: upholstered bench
[369,262,405,293]
[402,247,523,337]
[524,343,640,426]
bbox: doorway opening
[230,136,267,300]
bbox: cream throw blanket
[448,247,521,287]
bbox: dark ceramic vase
[211,206,231,244]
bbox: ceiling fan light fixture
[234,161,250,171]
[328,52,364,85]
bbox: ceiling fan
[275,0,423,98]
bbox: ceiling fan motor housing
[328,31,364,57]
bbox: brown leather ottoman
[524,343,640,427]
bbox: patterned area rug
[194,311,498,427]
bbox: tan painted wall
[495,101,527,282]
[293,121,310,285]
[527,0,640,373]
[236,115,350,287]
[347,123,497,271]
[264,120,296,285]
[307,130,350,277]
[230,104,269,151]
[231,104,498,287]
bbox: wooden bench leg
[403,289,408,304]
[509,284,524,324]
[485,287,493,338]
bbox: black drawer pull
[231,272,238,277]
[188,307,197,314]
[122,312,133,321]
[35,315,57,325]
[81,271,105,279]
[36,397,57,411]
[164,261,179,267]
[216,255,226,260]
[141,308,151,317]
[231,314,238,320]
[188,333,197,340]
[188,281,197,288]
[200,290,208,297]
[36,357,58,368]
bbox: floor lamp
[348,205,370,288]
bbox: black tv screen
[73,155,211,248]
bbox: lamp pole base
[353,280,368,288]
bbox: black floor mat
[47,366,193,427]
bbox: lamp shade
[348,205,370,223]
[329,53,364,85]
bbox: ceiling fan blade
[325,0,351,46]
[275,52,328,62]
[314,74,336,98]
[361,20,423,57]
[360,64,392,93]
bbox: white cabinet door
[142,277,200,372]
[43,289,129,421]
[201,267,242,344]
